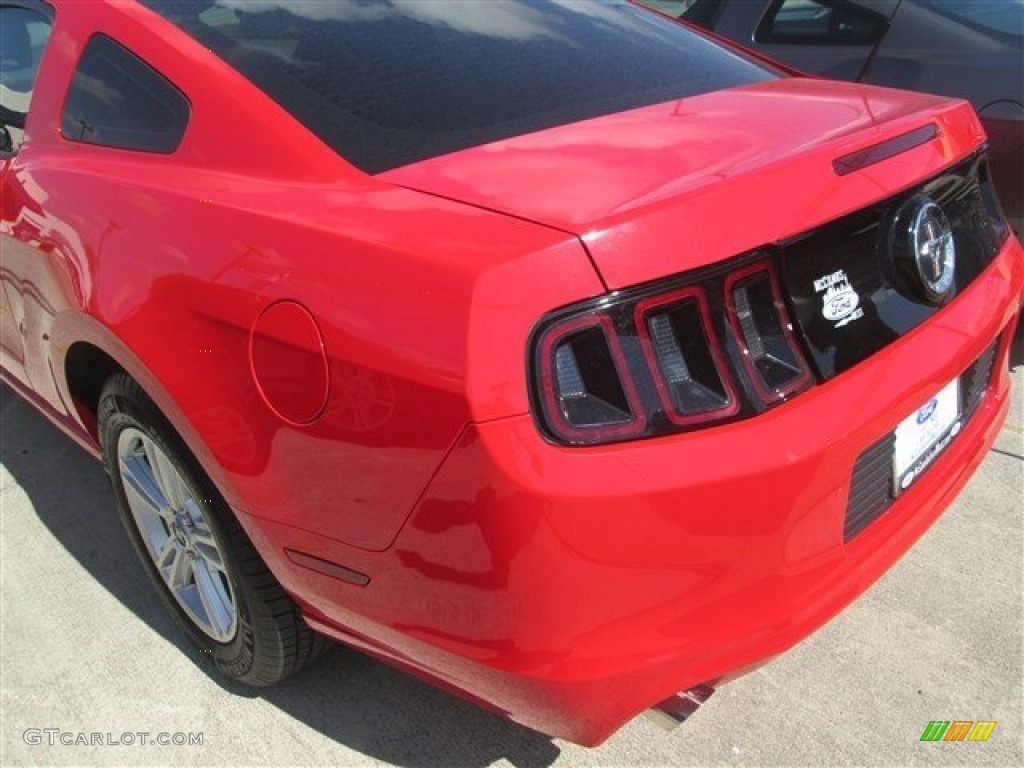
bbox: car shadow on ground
[0,384,561,768]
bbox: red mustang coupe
[1,0,1021,746]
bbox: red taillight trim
[634,287,740,426]
[537,314,646,444]
[724,260,813,405]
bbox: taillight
[537,315,645,445]
[530,253,815,446]
[636,288,738,426]
[725,262,812,403]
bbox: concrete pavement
[1,346,1021,767]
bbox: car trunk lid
[382,78,986,289]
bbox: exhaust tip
[645,684,715,731]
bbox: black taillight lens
[636,289,738,425]
[725,263,812,403]
[537,316,645,445]
[530,253,816,446]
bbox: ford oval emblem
[822,288,860,322]
[917,397,938,424]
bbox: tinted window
[636,0,723,30]
[910,0,1024,40]
[757,0,887,45]
[62,35,190,153]
[0,6,52,148]
[138,0,776,173]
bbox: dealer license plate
[892,378,962,495]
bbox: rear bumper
[287,235,1022,745]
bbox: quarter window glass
[61,35,190,153]
[0,6,52,150]
[757,0,887,45]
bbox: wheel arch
[63,341,125,440]
[50,311,244,511]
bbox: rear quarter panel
[8,0,601,552]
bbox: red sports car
[1,0,1021,747]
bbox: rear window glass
[138,0,777,173]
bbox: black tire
[98,373,328,685]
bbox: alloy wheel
[116,427,238,643]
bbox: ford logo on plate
[917,397,938,424]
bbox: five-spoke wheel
[118,427,237,643]
[100,373,328,685]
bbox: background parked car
[640,0,1024,229]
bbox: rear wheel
[99,373,327,685]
